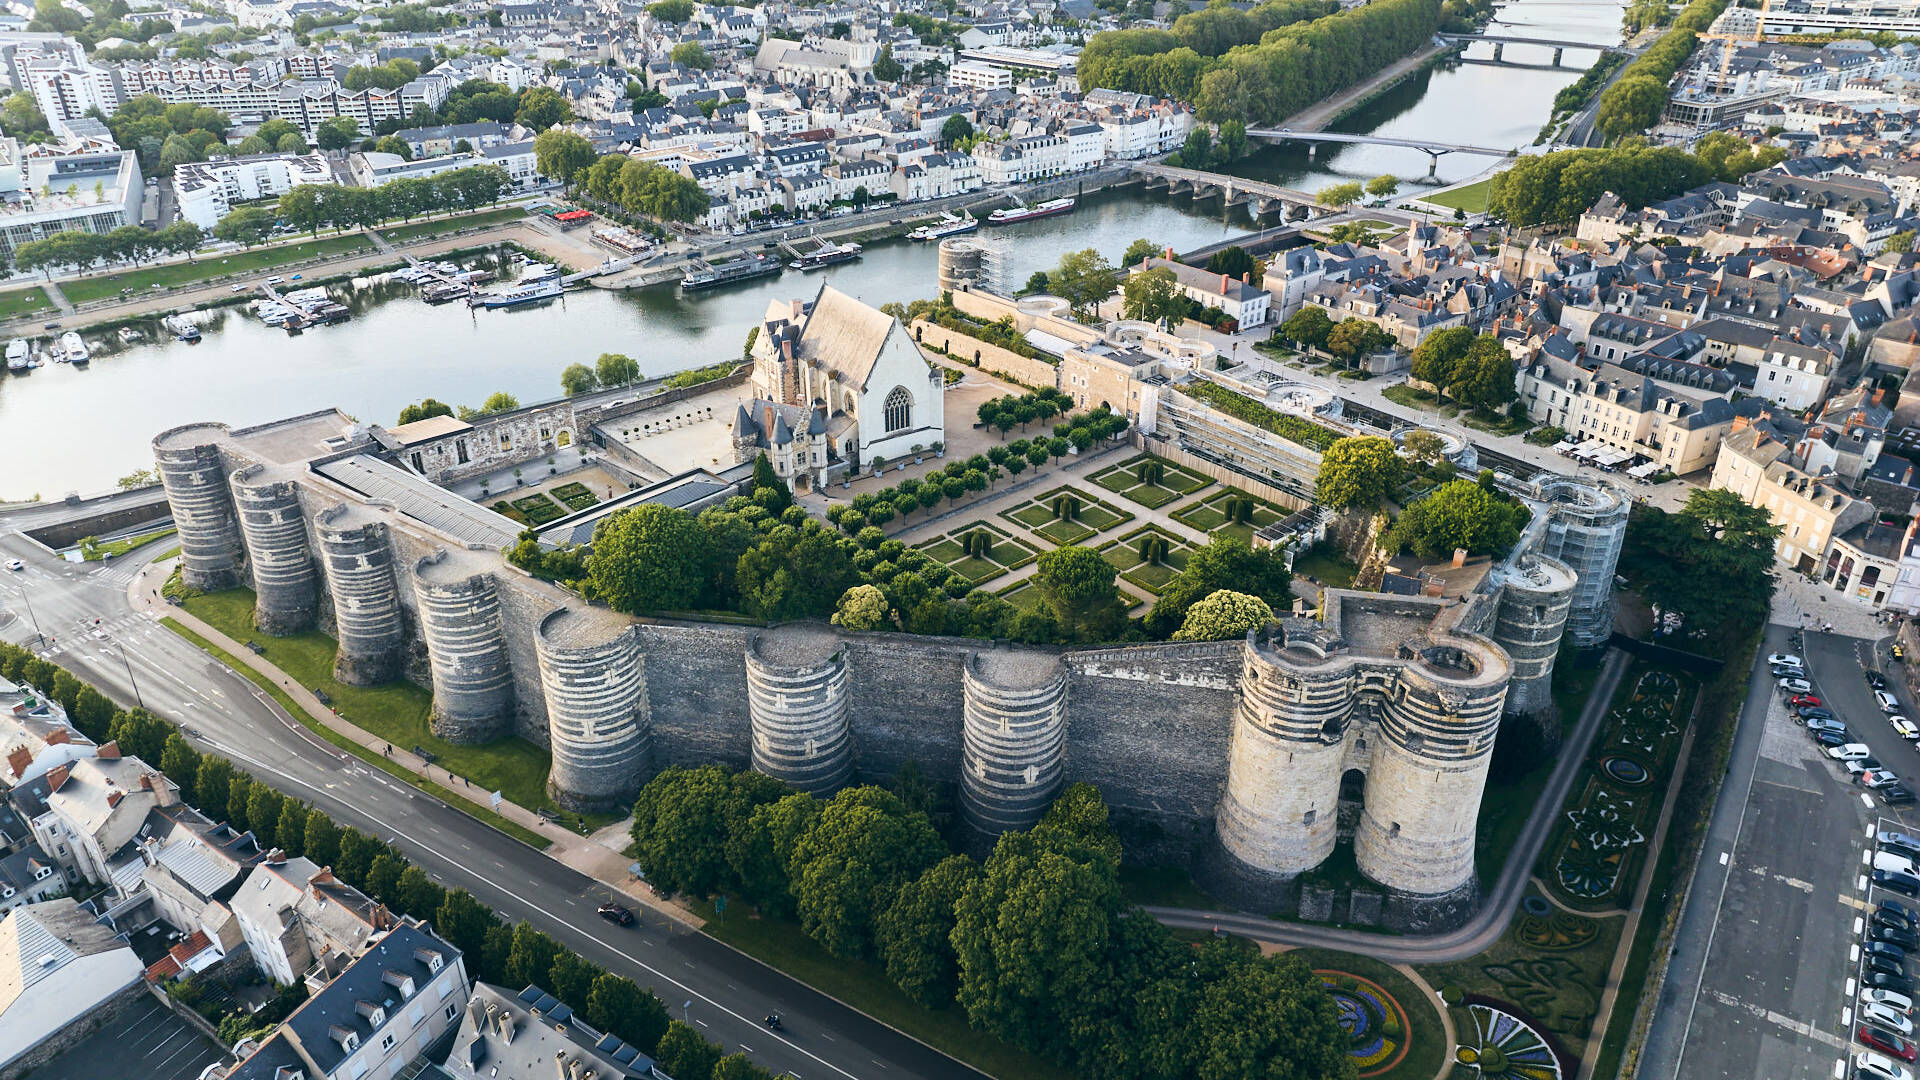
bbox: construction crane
[1693,0,1772,91]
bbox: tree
[1317,181,1364,207]
[365,853,403,904]
[505,924,564,989]
[833,584,890,630]
[314,115,361,150]
[278,184,326,235]
[1022,270,1050,295]
[1887,230,1917,255]
[534,128,596,183]
[873,45,904,82]
[1325,318,1392,366]
[1145,533,1291,638]
[1621,487,1779,639]
[1204,246,1254,281]
[275,798,309,857]
[434,889,495,967]
[195,757,235,821]
[750,453,791,513]
[548,949,602,1006]
[630,766,789,897]
[1315,435,1404,509]
[594,351,640,387]
[727,792,819,916]
[1174,589,1274,641]
[655,1022,722,1080]
[246,782,286,847]
[649,0,693,18]
[1049,248,1119,316]
[591,505,709,613]
[478,391,519,415]
[877,855,978,1006]
[1365,173,1399,198]
[940,113,974,146]
[395,865,443,919]
[158,133,200,171]
[1400,428,1447,466]
[788,786,944,959]
[213,205,276,248]
[371,135,412,159]
[300,808,339,870]
[736,524,861,621]
[1121,237,1161,268]
[713,1055,778,1080]
[1280,306,1333,349]
[514,86,572,131]
[671,41,713,69]
[1596,74,1668,140]
[397,398,454,425]
[560,363,599,396]
[1450,334,1518,413]
[1033,546,1128,642]
[1187,954,1356,1080]
[159,733,201,792]
[276,132,308,153]
[1409,325,1474,390]
[585,974,670,1050]
[1120,266,1187,324]
[1388,479,1526,560]
[107,707,169,762]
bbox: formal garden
[1100,524,1197,595]
[998,485,1136,546]
[1089,454,1213,509]
[912,521,1042,585]
[1169,487,1287,545]
[1284,948,1450,1080]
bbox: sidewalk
[126,558,704,931]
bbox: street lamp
[117,639,143,709]
[683,1000,692,1025]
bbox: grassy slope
[60,235,375,304]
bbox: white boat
[60,331,88,364]
[117,327,139,343]
[909,211,979,240]
[163,315,201,342]
[5,340,29,372]
[471,274,562,309]
[987,197,1075,225]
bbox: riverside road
[0,528,986,1080]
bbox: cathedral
[735,284,947,489]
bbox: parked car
[597,902,635,926]
[1870,969,1918,994]
[1866,988,1917,1015]
[1883,900,1920,926]
[1877,851,1919,877]
[1853,759,1888,777]
[1782,678,1814,694]
[1857,1049,1916,1080]
[1805,708,1837,722]
[1876,870,1920,898]
[1896,718,1920,741]
[1835,744,1878,762]
[1884,840,1920,863]
[1775,664,1808,679]
[1884,691,1905,713]
[1811,717,1850,734]
[1867,772,1907,791]
[1872,988,1920,1022]
[229,284,248,292]
[1875,671,1893,690]
[1889,786,1918,807]
[1870,955,1911,980]
[1771,653,1805,667]
[1863,1029,1920,1065]
[1818,730,1852,749]
[1885,833,1920,852]
[1870,942,1910,963]
[1793,694,1825,706]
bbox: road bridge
[1437,31,1637,65]
[1244,128,1514,178]
[1130,163,1335,219]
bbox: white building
[347,149,484,187]
[0,139,143,261]
[948,60,1013,91]
[230,855,392,987]
[1140,256,1272,329]
[1753,334,1837,411]
[174,152,333,228]
[0,900,144,1079]
[20,55,118,122]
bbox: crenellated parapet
[745,626,854,795]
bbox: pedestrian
[384,742,391,757]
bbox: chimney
[7,746,28,779]
[96,741,120,761]
[1164,246,1173,260]
[45,728,69,746]
[149,773,178,807]
[555,1052,571,1080]
[106,790,123,808]
[496,1007,515,1043]
[570,1061,586,1080]
[45,763,69,790]
[467,997,487,1029]
[1452,548,1468,569]
[1220,273,1229,293]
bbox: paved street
[0,531,983,1080]
[1641,615,1920,1080]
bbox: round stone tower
[1213,623,1356,887]
[744,626,853,795]
[538,607,652,812]
[1536,478,1629,649]
[153,423,244,591]
[959,648,1068,836]
[1487,553,1576,715]
[229,465,318,635]
[412,550,514,744]
[315,506,406,686]
[1353,634,1509,917]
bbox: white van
[1877,851,1920,878]
[1881,690,1903,714]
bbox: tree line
[533,129,711,224]
[629,766,1357,1080]
[1079,0,1445,125]
[14,222,204,281]
[0,638,782,1080]
[1486,133,1784,226]
[1594,0,1729,138]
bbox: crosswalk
[32,609,160,661]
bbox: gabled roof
[795,284,902,391]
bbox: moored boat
[987,197,1075,225]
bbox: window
[381,1034,395,1052]
[445,1002,458,1021]
[883,386,912,432]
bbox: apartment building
[174,152,333,228]
[1711,419,1875,573]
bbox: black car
[1873,925,1920,950]
[1873,671,1892,690]
[1868,955,1909,979]
[1773,665,1807,679]
[1868,969,1916,994]
[1800,708,1834,722]
[597,902,635,926]
[1877,869,1920,896]
[1816,730,1850,748]
[1889,785,1918,807]
[1881,899,1918,924]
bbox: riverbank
[1288,43,1456,132]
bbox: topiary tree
[1173,590,1274,641]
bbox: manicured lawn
[998,580,1044,614]
[80,526,175,561]
[1090,455,1213,510]
[507,493,566,525]
[1170,488,1284,545]
[1100,524,1194,596]
[377,207,527,245]
[999,486,1134,548]
[179,587,605,830]
[549,482,599,511]
[60,235,376,304]
[1293,546,1359,589]
[1284,947,1450,1080]
[913,521,1041,585]
[1425,176,1494,214]
[0,286,54,320]
[696,899,1075,1080]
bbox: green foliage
[585,973,671,1051]
[1122,266,1190,324]
[1387,479,1527,559]
[940,113,974,145]
[737,522,862,621]
[1049,248,1120,315]
[832,584,891,630]
[788,786,944,959]
[1145,533,1292,638]
[671,41,714,68]
[1314,435,1404,509]
[663,361,733,389]
[657,1021,723,1080]
[1173,589,1273,641]
[878,854,980,1007]
[1620,487,1779,642]
[534,128,596,182]
[1280,306,1334,349]
[750,453,791,513]
[590,504,709,612]
[630,765,791,897]
[1318,181,1365,208]
[1033,546,1129,643]
[1593,0,1728,138]
[1180,380,1342,450]
[1121,237,1162,268]
[560,362,599,396]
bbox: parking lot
[27,995,228,1080]
[1666,624,1920,1080]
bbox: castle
[150,298,1627,931]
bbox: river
[0,0,1623,499]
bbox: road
[0,531,985,1080]
[1639,621,1916,1080]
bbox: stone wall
[909,319,1062,392]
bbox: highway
[0,528,984,1080]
